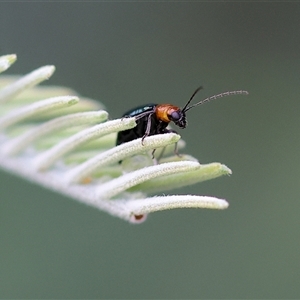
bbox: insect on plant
[116,86,249,147]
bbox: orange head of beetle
[155,86,249,130]
[154,87,206,129]
[155,104,187,128]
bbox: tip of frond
[0,54,233,223]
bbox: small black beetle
[116,87,248,146]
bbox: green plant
[0,54,230,223]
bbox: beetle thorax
[155,104,187,128]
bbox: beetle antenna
[183,89,249,113]
[181,86,203,112]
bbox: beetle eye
[170,111,180,121]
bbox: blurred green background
[0,2,299,298]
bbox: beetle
[116,87,248,146]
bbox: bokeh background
[1,2,299,298]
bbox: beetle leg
[151,149,156,159]
[121,113,135,121]
[173,142,181,157]
[141,112,153,145]
[162,128,181,157]
[135,109,155,120]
